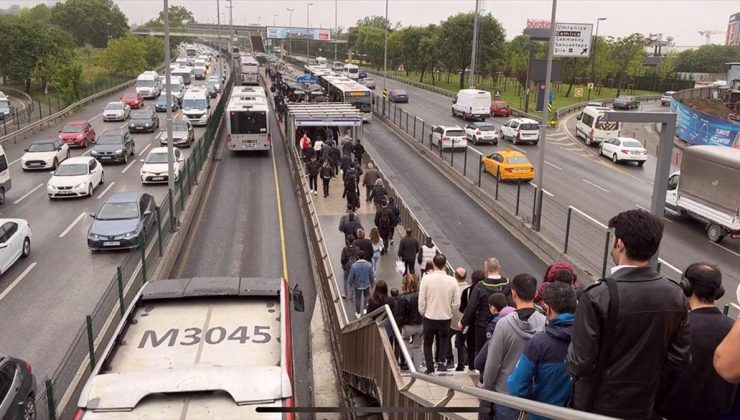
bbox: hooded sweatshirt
[482,307,547,394]
[507,313,575,420]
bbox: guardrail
[36,71,234,420]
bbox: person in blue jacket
[507,282,576,420]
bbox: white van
[172,66,193,85]
[135,71,161,99]
[575,106,620,146]
[159,75,185,104]
[452,89,491,121]
[342,64,359,80]
[0,145,10,204]
[182,87,210,126]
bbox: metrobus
[231,86,268,102]
[185,45,198,59]
[240,55,260,86]
[324,76,372,122]
[226,94,270,152]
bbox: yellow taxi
[482,149,535,181]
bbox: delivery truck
[665,145,740,242]
[75,277,303,419]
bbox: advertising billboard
[671,100,740,148]
[266,26,331,41]
[727,13,740,46]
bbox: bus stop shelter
[286,103,363,149]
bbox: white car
[21,139,69,170]
[0,218,31,275]
[207,76,221,92]
[500,118,540,145]
[598,137,648,166]
[103,101,131,122]
[430,125,468,151]
[140,147,185,184]
[47,156,104,199]
[464,122,499,145]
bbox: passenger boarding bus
[75,277,302,419]
[325,76,372,122]
[240,56,260,86]
[226,95,270,152]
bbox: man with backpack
[306,156,321,195]
[343,173,360,212]
[340,235,361,300]
[362,163,381,202]
[353,139,366,167]
[319,159,333,197]
[374,200,395,256]
[339,211,363,245]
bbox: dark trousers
[453,328,466,368]
[474,324,488,357]
[433,328,460,365]
[308,175,318,191]
[465,326,476,370]
[365,186,373,202]
[322,178,330,196]
[403,259,416,275]
[423,318,450,373]
[379,230,391,254]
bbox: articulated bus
[226,87,270,152]
[323,76,372,122]
[240,55,260,86]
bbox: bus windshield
[230,111,267,134]
[346,93,372,113]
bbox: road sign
[554,23,594,57]
[548,91,554,102]
[383,88,388,98]
[297,74,319,84]
[587,82,594,89]
[574,87,584,97]
[547,102,553,113]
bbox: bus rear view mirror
[291,284,305,312]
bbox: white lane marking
[0,262,37,302]
[121,159,137,174]
[90,113,103,121]
[82,149,92,156]
[710,242,740,258]
[732,302,740,312]
[96,181,116,199]
[529,182,554,197]
[508,144,528,154]
[9,157,21,166]
[658,258,682,275]
[581,179,610,193]
[138,143,151,156]
[545,160,562,170]
[59,212,87,238]
[118,121,129,129]
[635,203,648,211]
[13,183,44,204]
[663,217,673,224]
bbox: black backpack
[377,208,392,230]
[343,245,360,271]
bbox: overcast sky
[2,0,738,46]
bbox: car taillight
[26,362,32,373]
[442,136,449,140]
[620,149,629,154]
[226,134,231,143]
[476,131,481,135]
[73,408,85,420]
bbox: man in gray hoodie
[481,273,546,420]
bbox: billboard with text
[266,26,331,41]
[671,99,740,148]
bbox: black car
[0,354,37,420]
[128,110,160,133]
[91,130,135,164]
[388,89,408,103]
[612,95,640,110]
[154,95,179,112]
[358,70,367,79]
[87,192,156,251]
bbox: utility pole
[163,0,175,201]
[532,0,558,232]
[286,8,294,55]
[334,0,338,63]
[383,0,389,92]
[469,0,481,88]
[587,17,606,101]
[226,0,233,63]
[273,14,277,26]
[306,3,314,60]
[217,0,223,80]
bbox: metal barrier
[38,71,235,420]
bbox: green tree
[675,45,740,73]
[141,37,165,68]
[0,16,64,91]
[143,5,195,28]
[611,33,647,96]
[657,52,679,80]
[356,15,390,30]
[17,3,51,23]
[417,25,440,84]
[33,24,75,92]
[53,63,84,103]
[50,0,128,47]
[350,26,386,69]
[99,36,148,77]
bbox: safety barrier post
[38,103,42,121]
[532,187,538,224]
[140,230,148,284]
[45,379,56,420]
[178,176,184,211]
[478,156,483,188]
[463,148,468,177]
[723,304,729,316]
[48,96,52,116]
[116,267,125,317]
[406,111,409,132]
[515,180,521,215]
[186,161,192,195]
[17,402,24,420]
[155,207,163,256]
[168,193,175,233]
[421,120,425,143]
[602,230,611,279]
[495,166,500,200]
[413,117,417,139]
[438,140,442,159]
[85,315,95,370]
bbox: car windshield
[445,130,465,137]
[54,163,88,176]
[493,102,509,108]
[520,123,539,130]
[172,122,189,131]
[106,103,123,110]
[145,152,169,164]
[183,99,207,110]
[131,111,150,119]
[616,96,630,101]
[97,135,123,145]
[477,124,495,131]
[136,80,155,88]
[61,124,84,133]
[97,202,138,220]
[123,93,138,99]
[507,156,529,164]
[393,90,407,95]
[622,140,643,148]
[28,143,55,152]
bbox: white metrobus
[324,76,372,122]
[226,89,270,152]
[240,55,260,86]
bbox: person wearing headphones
[657,263,738,420]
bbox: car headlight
[145,123,152,127]
[47,184,56,191]
[114,149,123,154]
[75,182,86,189]
[89,233,102,240]
[123,231,137,239]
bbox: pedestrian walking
[348,250,374,317]
[362,163,381,202]
[300,132,312,163]
[535,262,582,306]
[340,235,361,300]
[374,201,394,255]
[388,197,401,244]
[417,236,439,277]
[418,254,461,374]
[330,145,341,176]
[369,227,384,274]
[397,229,419,275]
[338,211,363,245]
[369,179,388,209]
[314,137,325,153]
[343,172,360,212]
[353,138,365,166]
[354,228,373,266]
[367,279,392,313]
[320,159,333,197]
[306,156,320,195]
[398,273,423,371]
[341,135,354,158]
[449,267,469,371]
[462,269,485,370]
[566,209,689,420]
[340,154,352,176]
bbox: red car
[58,120,96,148]
[490,100,511,117]
[121,91,143,109]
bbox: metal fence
[36,72,234,420]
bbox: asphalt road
[0,59,225,383]
[373,76,739,309]
[169,78,316,409]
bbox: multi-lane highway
[373,76,739,305]
[0,56,226,383]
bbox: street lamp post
[587,17,606,101]
[469,0,481,88]
[334,0,338,62]
[273,14,277,26]
[286,8,294,55]
[306,3,314,60]
[217,0,223,80]
[226,0,233,62]
[383,0,389,93]
[163,0,175,201]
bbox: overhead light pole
[587,17,606,101]
[273,14,277,26]
[383,0,389,93]
[226,0,233,64]
[306,2,314,60]
[163,0,175,203]
[469,0,480,88]
[286,8,294,55]
[334,0,338,62]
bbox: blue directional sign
[548,90,554,103]
[297,74,319,84]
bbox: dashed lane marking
[59,212,87,238]
[0,262,38,302]
[96,181,116,200]
[13,183,44,204]
[529,182,554,197]
[581,179,610,193]
[138,143,151,156]
[710,242,740,259]
[121,159,137,174]
[545,160,562,170]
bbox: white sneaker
[314,190,318,195]
[355,312,361,318]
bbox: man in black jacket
[353,139,365,167]
[397,228,419,275]
[657,263,737,420]
[460,257,511,357]
[566,209,690,420]
[306,156,321,195]
[338,212,363,245]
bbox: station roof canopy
[287,103,363,127]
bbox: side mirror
[576,114,582,121]
[139,159,144,163]
[144,210,152,216]
[0,243,7,250]
[291,284,305,312]
[88,213,96,218]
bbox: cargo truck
[74,277,303,419]
[665,145,740,242]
